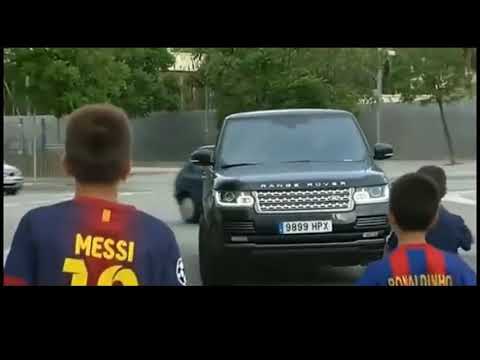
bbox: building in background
[166,50,205,111]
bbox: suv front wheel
[178,195,200,223]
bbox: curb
[388,174,476,181]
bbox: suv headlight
[215,191,255,207]
[353,185,389,204]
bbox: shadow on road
[231,262,363,286]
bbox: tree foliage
[390,48,474,164]
[392,48,473,104]
[192,48,376,126]
[4,48,179,117]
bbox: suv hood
[214,160,389,191]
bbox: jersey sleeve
[153,225,186,286]
[457,217,473,251]
[4,213,36,285]
[456,259,476,286]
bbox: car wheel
[178,195,200,223]
[199,216,229,285]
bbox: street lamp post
[375,48,396,144]
[204,85,209,145]
[376,48,383,144]
[25,75,37,181]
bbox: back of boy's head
[65,104,131,184]
[389,173,440,232]
[416,165,447,199]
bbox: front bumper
[3,177,24,190]
[224,238,385,265]
[210,202,389,265]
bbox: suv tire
[199,215,232,285]
[179,195,200,223]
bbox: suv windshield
[218,114,368,167]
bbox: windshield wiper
[221,162,260,169]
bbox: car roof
[225,109,352,120]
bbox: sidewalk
[377,160,477,180]
[131,160,477,179]
[22,160,477,184]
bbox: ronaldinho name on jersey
[388,274,453,286]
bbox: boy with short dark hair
[357,173,475,286]
[4,104,186,286]
[385,165,473,254]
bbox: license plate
[279,220,333,234]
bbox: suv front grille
[253,188,354,213]
[355,216,388,229]
[223,221,256,234]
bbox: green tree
[391,48,473,165]
[3,48,179,117]
[192,48,367,128]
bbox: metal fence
[3,98,477,177]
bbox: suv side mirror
[190,147,214,166]
[374,143,394,160]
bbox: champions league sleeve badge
[176,258,187,286]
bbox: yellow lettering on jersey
[63,258,88,286]
[75,234,92,256]
[97,265,139,286]
[103,238,115,260]
[127,242,135,263]
[116,240,128,261]
[438,274,446,286]
[91,236,104,259]
[445,275,453,286]
[388,273,453,286]
[74,233,135,263]
[420,274,428,286]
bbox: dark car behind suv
[191,109,394,285]
[175,145,214,223]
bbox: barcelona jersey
[4,196,186,286]
[357,243,476,286]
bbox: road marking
[119,191,153,196]
[31,200,56,205]
[444,192,476,206]
[4,203,20,208]
[3,191,153,208]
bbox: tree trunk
[437,98,456,165]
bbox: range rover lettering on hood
[259,181,348,189]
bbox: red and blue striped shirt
[4,196,186,286]
[357,243,476,286]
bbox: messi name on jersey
[387,274,453,286]
[75,233,135,263]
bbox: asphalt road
[3,173,477,285]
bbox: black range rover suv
[191,109,394,285]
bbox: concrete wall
[131,111,218,162]
[356,97,477,160]
[3,98,476,173]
